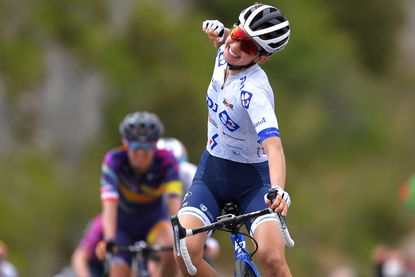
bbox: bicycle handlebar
[267,187,295,248]
[117,241,173,253]
[103,241,174,277]
[171,201,294,275]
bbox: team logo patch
[223,98,234,110]
[182,192,192,204]
[219,111,240,132]
[208,114,218,128]
[241,91,253,109]
[209,134,218,150]
[206,95,218,112]
[254,117,266,128]
[217,50,226,67]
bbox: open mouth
[226,44,240,58]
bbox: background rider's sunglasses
[125,140,156,151]
[229,26,263,56]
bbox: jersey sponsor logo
[200,203,214,222]
[224,143,242,157]
[258,127,280,143]
[262,128,280,137]
[217,50,226,67]
[239,76,247,91]
[211,78,220,92]
[208,114,218,128]
[254,117,266,128]
[234,240,246,253]
[209,134,218,150]
[206,95,218,112]
[256,147,266,157]
[241,91,253,109]
[223,98,234,110]
[183,191,192,202]
[231,149,241,156]
[224,142,243,150]
[219,111,240,132]
[222,131,245,141]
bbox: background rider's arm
[71,248,91,277]
[164,179,183,215]
[167,196,182,216]
[102,200,118,240]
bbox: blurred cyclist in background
[71,214,104,277]
[157,138,220,263]
[100,111,182,277]
[0,240,18,277]
[156,137,195,192]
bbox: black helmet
[119,112,164,143]
[238,4,290,54]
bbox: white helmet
[238,4,290,54]
[157,137,188,163]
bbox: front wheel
[234,259,258,277]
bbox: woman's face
[127,148,155,173]
[223,26,261,67]
[124,140,156,173]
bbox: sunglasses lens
[230,27,258,56]
[127,141,155,151]
[230,27,245,40]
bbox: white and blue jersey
[178,46,281,235]
[206,45,280,164]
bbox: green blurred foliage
[324,0,405,73]
[0,0,414,276]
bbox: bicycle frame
[232,233,260,277]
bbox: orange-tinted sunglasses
[229,26,262,56]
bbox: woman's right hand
[202,20,225,43]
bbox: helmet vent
[259,24,289,41]
[119,111,164,143]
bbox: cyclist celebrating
[176,4,292,277]
[101,111,182,277]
